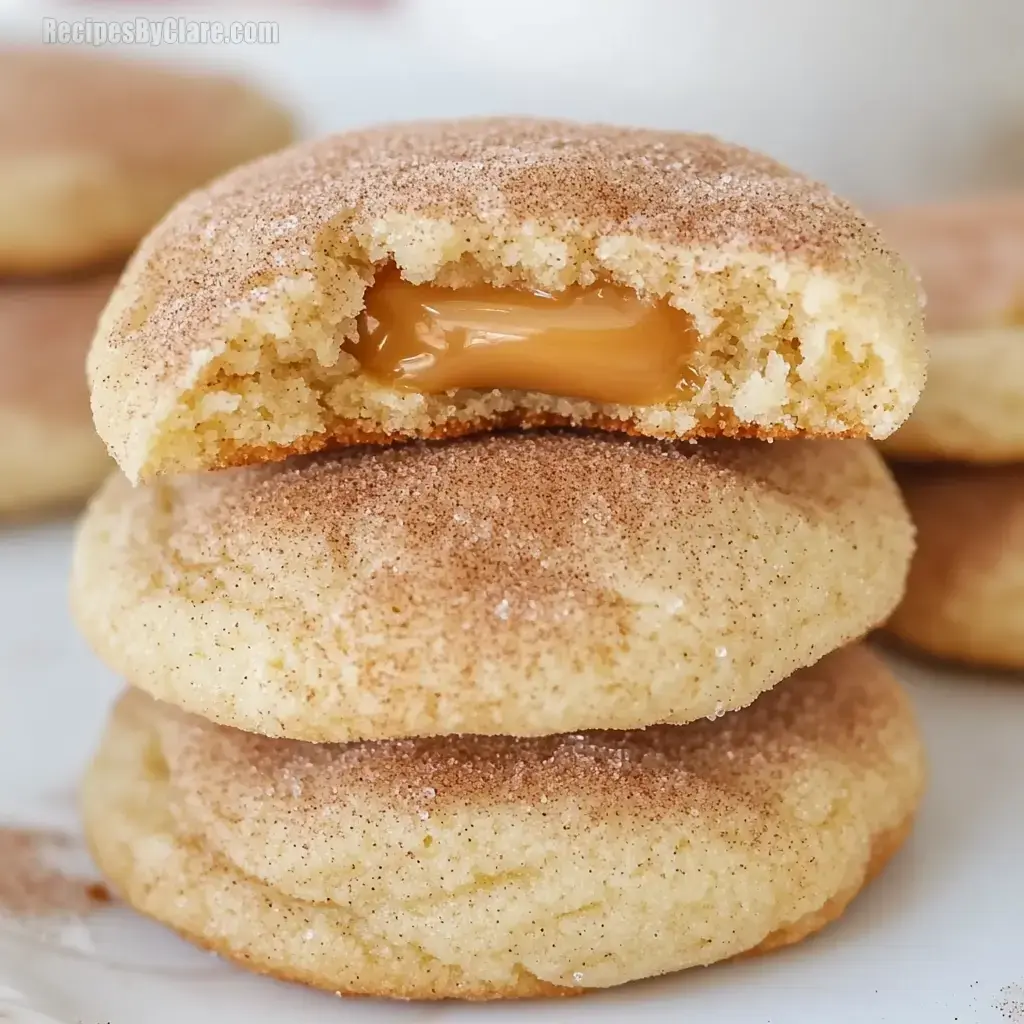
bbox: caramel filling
[346,270,699,405]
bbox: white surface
[1,517,1023,1022]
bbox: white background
[0,0,1022,203]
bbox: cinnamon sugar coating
[87,118,926,482]
[82,645,925,998]
[71,432,914,741]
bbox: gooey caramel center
[345,270,698,405]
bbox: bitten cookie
[886,464,1024,669]
[86,117,925,482]
[878,195,1024,463]
[0,274,114,515]
[71,432,914,741]
[0,47,294,275]
[82,645,925,1000]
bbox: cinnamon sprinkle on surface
[0,826,110,916]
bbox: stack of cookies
[878,196,1024,672]
[74,120,928,998]
[0,47,292,516]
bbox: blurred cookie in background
[0,274,115,516]
[0,47,296,518]
[877,194,1024,669]
[0,47,295,275]
[882,326,1024,464]
[878,194,1024,464]
[886,465,1024,671]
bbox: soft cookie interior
[133,248,921,477]
[89,120,926,481]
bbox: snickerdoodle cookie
[71,432,914,741]
[0,47,294,275]
[86,117,925,483]
[886,464,1024,669]
[0,273,114,514]
[82,645,925,999]
[878,194,1024,463]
